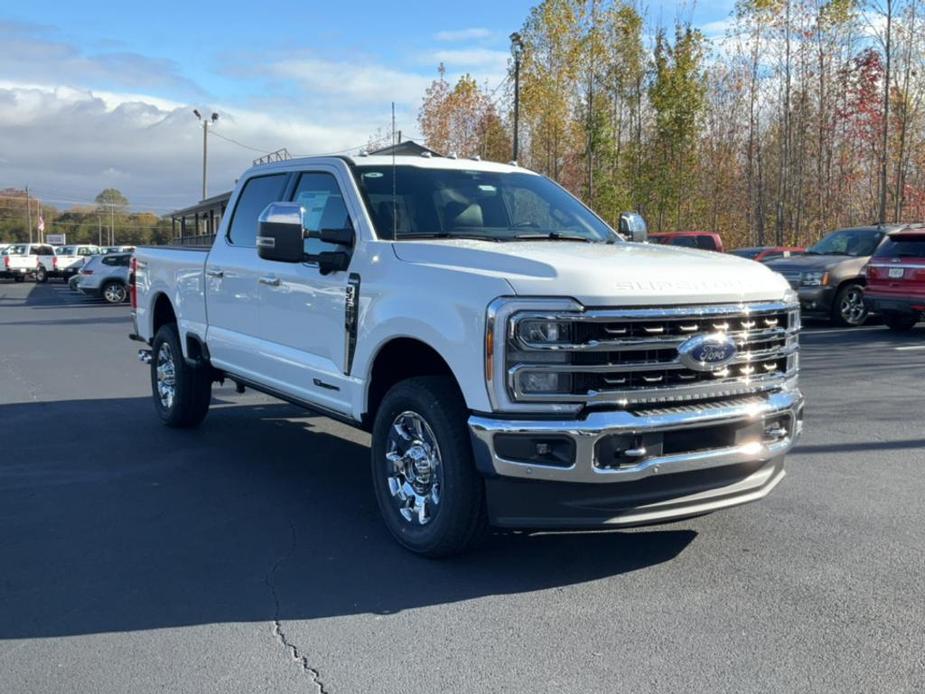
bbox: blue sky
[0,1,735,211]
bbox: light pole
[194,110,219,201]
[510,32,524,163]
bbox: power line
[208,129,278,154]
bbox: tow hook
[138,349,153,364]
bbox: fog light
[519,371,571,394]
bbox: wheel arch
[363,337,464,430]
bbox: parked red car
[863,226,925,331]
[649,231,724,252]
[730,246,806,263]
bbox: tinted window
[228,174,288,247]
[875,235,925,258]
[808,229,883,257]
[670,236,699,248]
[354,165,617,243]
[731,248,762,259]
[695,236,717,250]
[102,256,118,266]
[291,172,352,256]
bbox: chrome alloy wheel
[840,286,867,325]
[385,411,443,526]
[155,342,177,410]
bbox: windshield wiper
[510,232,595,243]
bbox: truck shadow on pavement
[0,395,695,639]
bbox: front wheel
[102,281,127,304]
[150,324,212,428]
[831,283,868,327]
[35,267,47,283]
[371,376,486,558]
[883,312,920,332]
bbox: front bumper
[797,285,835,315]
[469,389,804,528]
[864,293,925,315]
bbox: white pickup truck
[131,154,803,556]
[1,243,56,282]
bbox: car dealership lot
[1,281,923,693]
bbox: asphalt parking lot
[1,279,924,694]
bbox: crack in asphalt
[264,519,329,694]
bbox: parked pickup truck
[131,155,804,556]
[1,243,55,282]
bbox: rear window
[875,235,925,258]
[670,236,699,248]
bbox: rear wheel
[150,323,211,428]
[35,267,47,283]
[102,281,127,304]
[831,283,868,327]
[883,312,919,332]
[371,376,486,557]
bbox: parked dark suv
[765,225,904,326]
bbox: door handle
[258,275,280,287]
[206,269,224,278]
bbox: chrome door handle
[258,276,280,287]
[206,269,224,278]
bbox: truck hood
[392,240,790,306]
[765,253,864,273]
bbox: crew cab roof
[241,154,537,179]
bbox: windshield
[353,165,618,243]
[808,229,883,257]
[731,248,762,259]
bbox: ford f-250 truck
[131,154,804,557]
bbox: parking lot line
[895,345,925,351]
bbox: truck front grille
[506,302,800,406]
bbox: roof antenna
[391,102,397,239]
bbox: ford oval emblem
[678,334,738,371]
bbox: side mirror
[619,212,648,243]
[257,202,305,263]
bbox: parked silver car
[77,253,132,303]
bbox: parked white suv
[131,155,803,556]
[77,252,132,303]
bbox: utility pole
[25,186,32,243]
[510,32,524,162]
[110,203,115,246]
[98,216,102,246]
[878,0,893,226]
[194,110,219,201]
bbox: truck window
[291,173,352,256]
[227,173,288,247]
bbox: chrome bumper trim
[469,389,803,484]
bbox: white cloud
[434,28,494,42]
[269,58,432,106]
[0,82,374,212]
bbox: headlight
[517,319,572,346]
[800,271,829,287]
